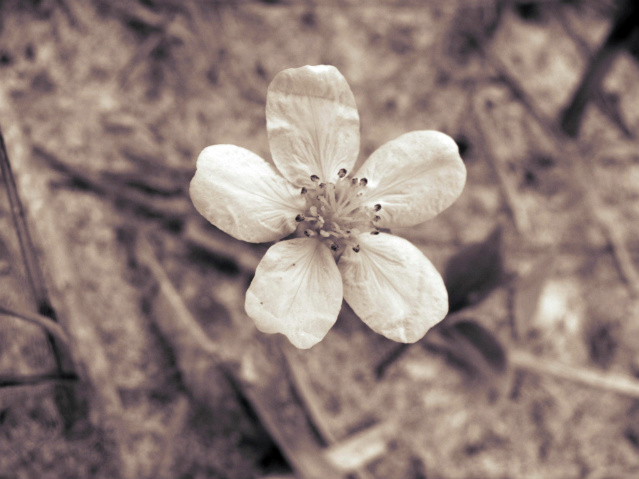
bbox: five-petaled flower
[190,65,466,349]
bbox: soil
[1,1,638,478]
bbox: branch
[31,144,191,222]
[511,350,639,398]
[484,50,639,298]
[284,345,380,478]
[0,305,72,349]
[0,372,78,389]
[469,104,531,234]
[0,130,53,315]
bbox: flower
[190,65,466,349]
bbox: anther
[295,214,305,222]
[374,204,382,211]
[352,245,360,253]
[338,168,347,178]
[371,230,380,235]
[301,187,307,195]
[359,178,368,186]
[330,243,339,251]
[304,229,316,237]
[310,174,320,182]
[351,177,359,185]
[319,183,326,189]
[373,215,381,222]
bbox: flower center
[295,168,381,254]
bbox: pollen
[295,169,380,253]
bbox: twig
[1,105,134,477]
[591,90,634,139]
[375,343,410,378]
[0,305,72,350]
[118,31,167,88]
[138,232,343,479]
[470,105,531,234]
[560,0,639,137]
[573,160,639,299]
[183,219,262,274]
[0,372,79,389]
[511,350,639,398]
[0,131,53,316]
[107,0,168,29]
[283,346,378,478]
[484,50,639,298]
[150,394,191,479]
[322,421,397,473]
[136,232,220,357]
[487,54,554,137]
[0,126,76,390]
[31,144,191,222]
[101,170,184,197]
[556,3,634,138]
[137,234,343,478]
[283,347,336,444]
[238,338,346,479]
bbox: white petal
[245,238,343,349]
[356,131,466,228]
[339,233,448,343]
[190,145,305,243]
[266,65,360,186]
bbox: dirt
[1,1,638,478]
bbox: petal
[356,131,466,228]
[266,65,360,186]
[190,145,305,243]
[245,238,343,349]
[339,233,448,343]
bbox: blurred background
[1,0,638,478]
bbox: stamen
[298,171,378,247]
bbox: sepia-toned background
[1,0,638,478]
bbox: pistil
[296,170,381,254]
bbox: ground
[0,1,639,478]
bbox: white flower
[190,65,466,349]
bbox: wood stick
[485,50,639,298]
[1,101,134,477]
[0,305,72,350]
[0,132,56,318]
[511,350,639,398]
[284,346,378,479]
